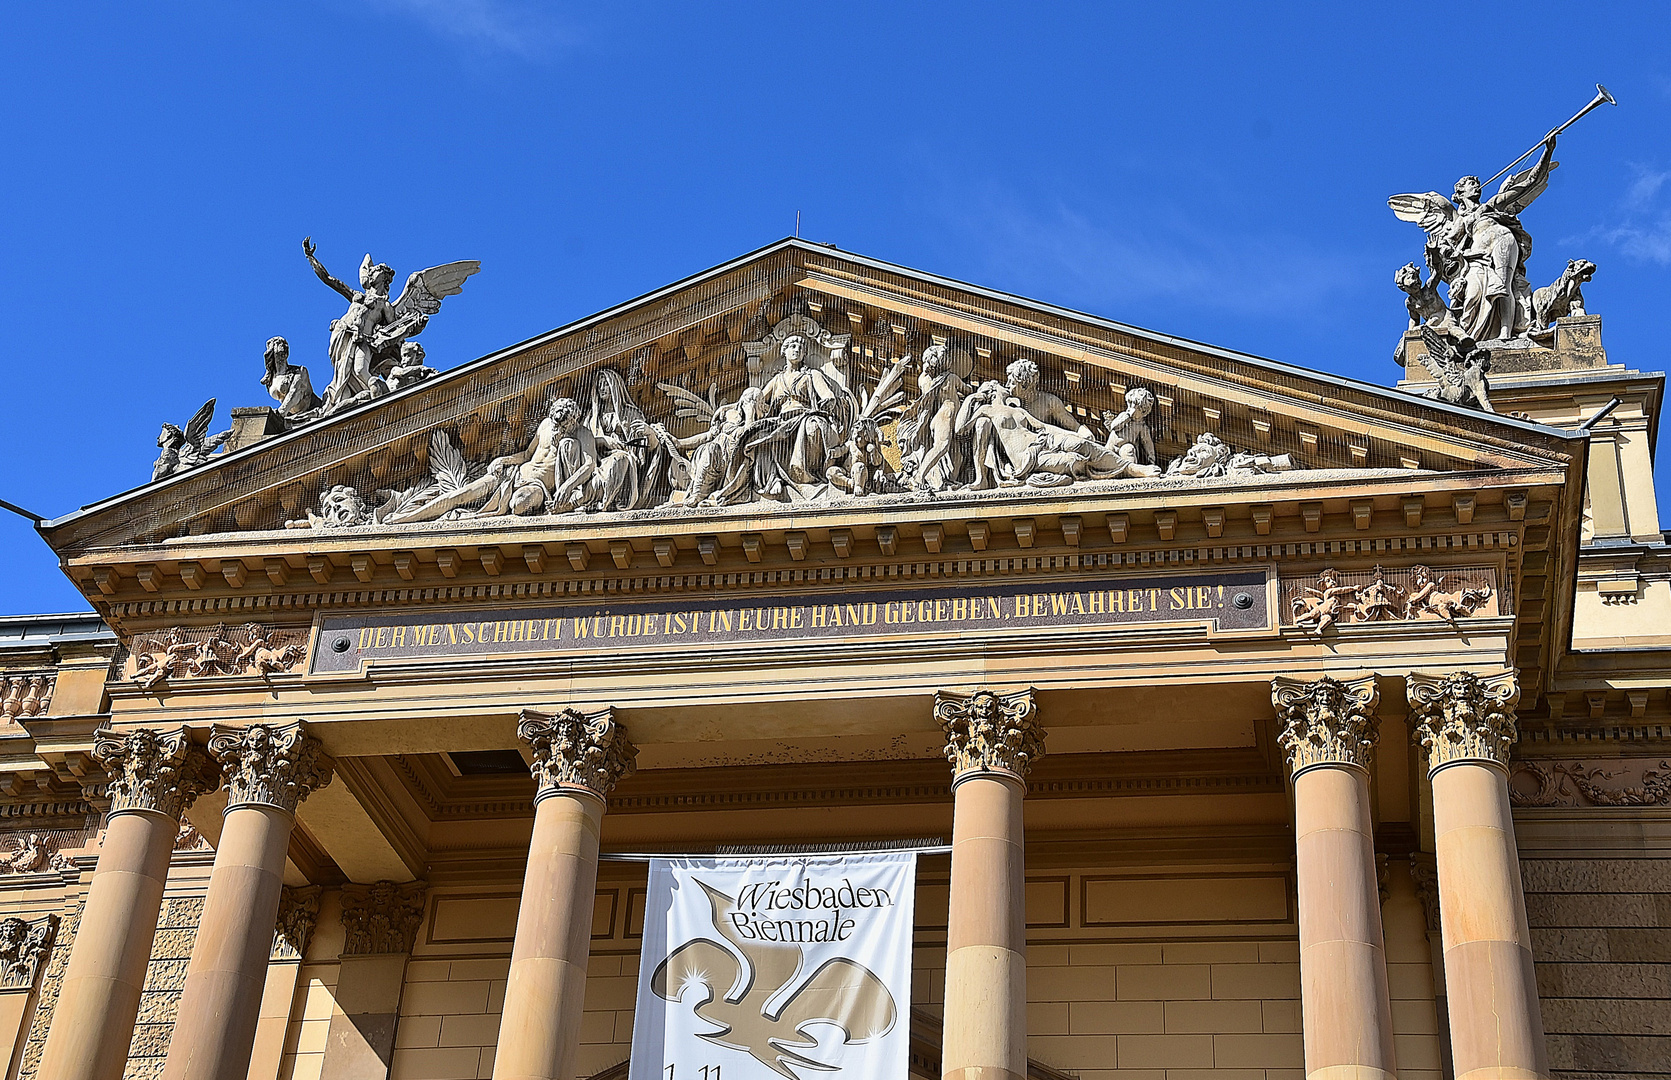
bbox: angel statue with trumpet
[1389,84,1615,345]
[302,236,480,416]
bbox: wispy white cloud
[937,186,1361,322]
[1569,163,1671,265]
[365,0,572,58]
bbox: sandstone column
[161,723,333,1080]
[1409,670,1548,1080]
[320,880,428,1080]
[492,708,636,1080]
[39,727,219,1080]
[247,886,322,1080]
[934,688,1044,1080]
[1272,675,1399,1080]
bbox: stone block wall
[1522,854,1671,1078]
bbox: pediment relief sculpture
[278,314,1326,533]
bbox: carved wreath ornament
[1407,670,1521,769]
[517,708,638,799]
[1270,675,1382,774]
[934,688,1044,779]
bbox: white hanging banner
[629,851,917,1080]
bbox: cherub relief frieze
[280,314,1345,532]
[1509,759,1671,808]
[1287,565,1495,632]
[128,624,307,689]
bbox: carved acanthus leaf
[93,726,220,819]
[934,688,1045,780]
[273,885,322,961]
[517,708,637,800]
[1408,670,1521,770]
[340,880,427,956]
[207,722,333,813]
[0,915,57,990]
[1270,674,1381,774]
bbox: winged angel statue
[302,237,480,416]
[152,398,231,481]
[1388,137,1558,345]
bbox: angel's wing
[427,431,470,492]
[391,261,483,321]
[1418,327,1455,381]
[774,957,897,1044]
[1388,192,1456,231]
[183,399,217,446]
[1490,159,1559,216]
[656,382,718,425]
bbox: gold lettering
[829,605,844,627]
[391,625,407,648]
[900,603,914,624]
[771,608,788,630]
[479,621,494,642]
[1128,590,1145,613]
[446,623,459,644]
[1033,594,1049,618]
[1015,595,1030,618]
[1089,591,1105,614]
[883,602,900,625]
[1050,593,1069,616]
[374,627,389,649]
[359,627,374,648]
[1149,588,1161,611]
[608,616,625,637]
[789,607,804,629]
[1200,586,1214,609]
[509,621,526,642]
[716,610,733,632]
[738,610,753,632]
[844,604,861,626]
[461,622,477,643]
[863,603,878,625]
[1071,593,1086,615]
[492,621,509,642]
[811,606,828,628]
[673,613,687,633]
[934,599,948,622]
[952,598,968,620]
[986,597,1001,618]
[1170,587,1186,610]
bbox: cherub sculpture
[152,399,230,481]
[0,835,49,874]
[130,628,198,690]
[1414,327,1495,413]
[1291,569,1358,633]
[657,384,763,506]
[1395,262,1453,332]
[302,237,480,416]
[233,625,305,677]
[1405,565,1493,620]
[1100,386,1161,477]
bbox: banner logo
[651,881,895,1078]
[631,852,917,1080]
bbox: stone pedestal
[161,724,332,1080]
[935,688,1043,1080]
[38,728,217,1080]
[492,709,635,1080]
[1410,671,1548,1080]
[1272,675,1398,1080]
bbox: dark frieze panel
[310,569,1273,674]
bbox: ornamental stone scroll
[516,708,638,801]
[207,721,334,813]
[1270,674,1382,775]
[934,688,1045,780]
[92,726,221,820]
[1408,669,1521,771]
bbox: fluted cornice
[207,722,333,813]
[934,688,1044,781]
[517,708,637,801]
[93,726,220,819]
[1408,669,1520,772]
[1270,674,1382,775]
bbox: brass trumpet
[1484,83,1618,187]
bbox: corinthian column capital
[93,726,221,819]
[1408,669,1521,772]
[340,880,428,955]
[517,708,637,801]
[1270,674,1382,775]
[207,721,334,812]
[935,687,1044,781]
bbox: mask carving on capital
[1270,674,1382,774]
[517,708,638,799]
[1407,669,1521,769]
[934,688,1045,779]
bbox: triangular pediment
[45,239,1582,561]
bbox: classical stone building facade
[0,240,1665,1080]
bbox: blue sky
[2,2,1667,614]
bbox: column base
[942,1068,1028,1080]
[1306,1068,1398,1080]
